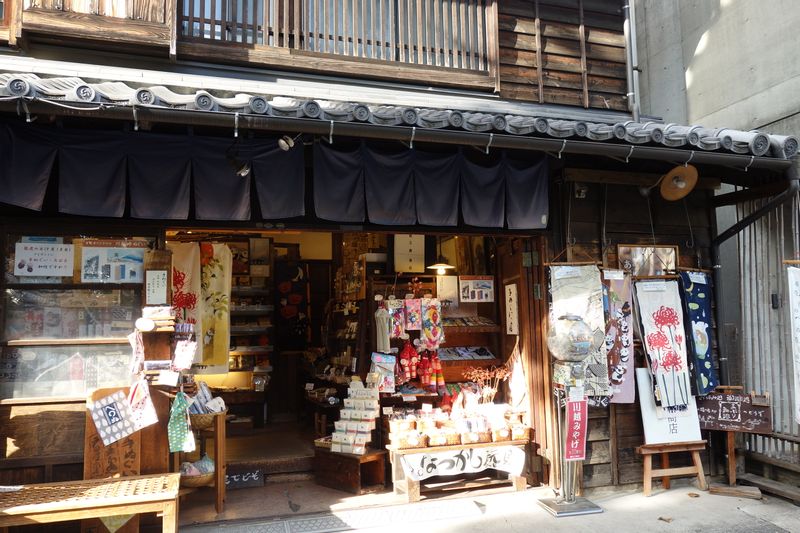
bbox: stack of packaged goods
[330,377,380,455]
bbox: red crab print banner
[634,280,692,408]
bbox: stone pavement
[183,480,800,533]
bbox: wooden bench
[635,440,708,496]
[0,473,180,533]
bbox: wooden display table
[388,440,528,503]
[314,447,387,495]
[0,473,180,533]
[635,440,708,497]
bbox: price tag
[156,370,180,387]
[603,269,625,281]
[421,403,433,412]
[569,386,585,401]
[553,266,581,280]
[305,383,315,391]
[402,395,416,402]
[382,407,394,415]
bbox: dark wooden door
[497,236,553,486]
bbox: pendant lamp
[427,237,456,275]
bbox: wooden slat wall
[26,0,165,23]
[498,0,627,111]
[558,176,716,487]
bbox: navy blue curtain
[0,125,57,211]
[59,138,127,217]
[252,142,306,219]
[461,156,505,228]
[313,141,365,222]
[363,145,416,225]
[128,136,191,219]
[505,155,549,229]
[192,138,251,221]
[414,150,460,226]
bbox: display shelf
[230,287,271,295]
[230,325,273,334]
[5,337,130,346]
[442,325,501,334]
[229,346,273,356]
[230,305,274,315]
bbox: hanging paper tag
[687,271,707,284]
[603,269,625,281]
[639,281,667,292]
[553,266,581,280]
[402,395,416,402]
[305,383,315,391]
[569,386,585,401]
[382,407,394,415]
[156,370,180,387]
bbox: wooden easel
[635,440,707,496]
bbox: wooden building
[0,0,797,510]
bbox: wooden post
[726,431,736,486]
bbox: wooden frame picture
[617,244,678,276]
[228,241,250,275]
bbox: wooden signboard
[225,466,265,490]
[696,392,772,434]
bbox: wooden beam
[176,40,497,91]
[564,168,721,190]
[22,8,170,45]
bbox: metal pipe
[0,100,792,173]
[622,0,640,122]
[711,162,800,385]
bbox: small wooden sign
[225,467,264,490]
[696,392,772,434]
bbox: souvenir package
[370,353,397,393]
[404,299,421,331]
[127,378,158,431]
[89,390,136,446]
[420,298,444,350]
[387,298,406,338]
[329,377,380,455]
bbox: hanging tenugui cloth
[635,280,691,408]
[678,271,719,396]
[200,243,231,368]
[602,269,635,404]
[420,298,444,350]
[387,299,406,338]
[375,304,391,354]
[550,265,609,399]
[168,242,203,364]
[787,267,800,424]
[274,261,310,351]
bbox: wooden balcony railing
[24,0,166,23]
[179,0,497,74]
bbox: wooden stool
[635,440,708,496]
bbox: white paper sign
[14,242,74,277]
[145,270,169,305]
[400,445,526,481]
[687,271,707,284]
[639,281,667,292]
[505,284,519,335]
[636,368,701,444]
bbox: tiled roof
[1,72,797,159]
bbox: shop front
[0,88,796,528]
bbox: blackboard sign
[696,392,772,434]
[225,467,264,490]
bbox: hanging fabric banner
[787,267,800,424]
[420,298,444,350]
[679,271,719,396]
[603,269,635,404]
[549,265,609,399]
[200,243,232,368]
[635,280,692,408]
[168,242,203,364]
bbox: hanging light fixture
[427,236,456,275]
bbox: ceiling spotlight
[226,141,251,178]
[278,134,302,151]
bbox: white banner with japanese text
[400,445,525,481]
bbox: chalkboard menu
[696,392,772,434]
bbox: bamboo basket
[461,431,492,445]
[190,410,226,430]
[510,426,530,441]
[491,427,512,443]
[389,419,416,433]
[180,472,214,488]
[392,431,428,449]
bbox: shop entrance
[163,228,547,521]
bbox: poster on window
[459,275,495,302]
[505,284,519,335]
[14,242,74,277]
[80,239,147,283]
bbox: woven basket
[180,472,214,488]
[492,427,512,443]
[416,419,438,433]
[190,410,226,431]
[389,419,416,433]
[314,436,333,449]
[510,426,530,441]
[461,431,492,445]
[393,431,428,449]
